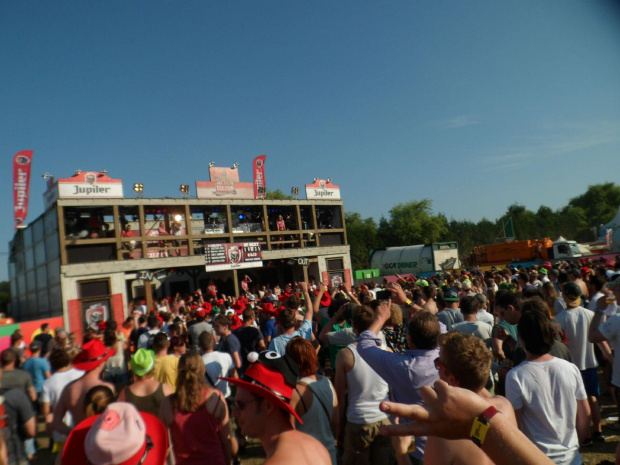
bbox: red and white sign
[13,150,33,229]
[305,179,341,200]
[83,301,109,331]
[204,242,263,271]
[197,164,253,199]
[253,155,266,199]
[44,171,123,209]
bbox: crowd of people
[2,255,620,465]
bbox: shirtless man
[224,351,331,465]
[425,331,516,465]
[52,339,115,437]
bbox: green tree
[568,183,620,234]
[344,213,378,270]
[264,189,294,200]
[378,199,448,247]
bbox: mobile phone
[376,290,391,301]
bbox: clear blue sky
[2,1,620,281]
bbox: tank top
[345,344,389,424]
[297,376,337,465]
[125,382,166,417]
[169,390,225,465]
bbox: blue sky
[2,1,620,281]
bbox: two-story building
[8,170,351,341]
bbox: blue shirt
[357,329,439,461]
[268,319,312,356]
[22,356,50,393]
[262,318,278,340]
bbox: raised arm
[313,283,326,315]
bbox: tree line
[346,183,620,270]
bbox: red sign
[204,242,263,271]
[197,165,253,199]
[253,155,266,198]
[13,150,33,229]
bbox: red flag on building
[13,150,33,229]
[253,155,266,199]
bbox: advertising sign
[13,150,33,229]
[305,179,341,200]
[197,165,254,199]
[83,301,109,331]
[253,155,266,199]
[205,242,263,271]
[57,172,123,198]
[45,172,123,209]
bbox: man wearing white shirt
[40,349,84,451]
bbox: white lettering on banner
[216,181,235,193]
[14,168,28,212]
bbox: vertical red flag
[253,155,267,199]
[13,150,33,229]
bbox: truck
[467,237,583,267]
[369,242,460,277]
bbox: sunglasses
[434,357,447,371]
[233,398,260,410]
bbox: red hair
[285,337,318,377]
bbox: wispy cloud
[438,114,479,129]
[479,120,620,170]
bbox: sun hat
[232,302,246,315]
[201,302,213,313]
[62,402,168,465]
[72,339,115,372]
[130,349,156,376]
[542,261,552,269]
[221,351,303,423]
[563,282,583,307]
[539,268,548,275]
[260,302,276,315]
[319,290,332,308]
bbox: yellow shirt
[153,355,179,391]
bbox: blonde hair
[174,352,207,412]
[384,304,403,327]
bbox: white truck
[370,242,460,277]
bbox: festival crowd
[2,257,620,465]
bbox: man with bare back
[52,339,115,437]
[224,351,331,465]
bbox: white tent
[601,207,620,230]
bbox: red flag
[253,155,266,199]
[13,150,33,230]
